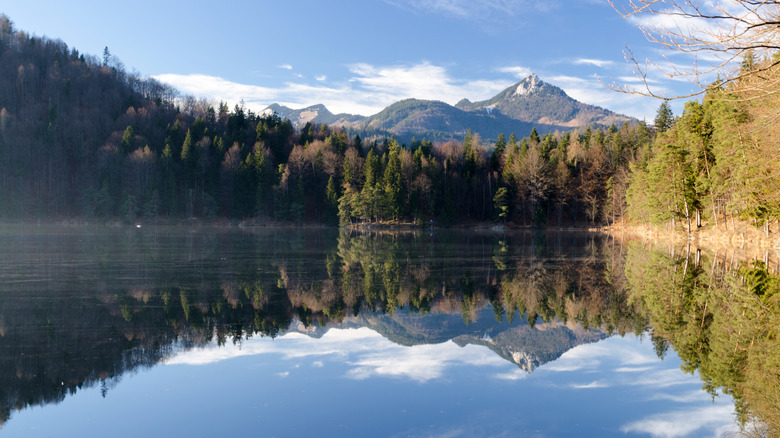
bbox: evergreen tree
[654,101,675,133]
[492,133,506,171]
[383,140,404,220]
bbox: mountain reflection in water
[0,225,775,436]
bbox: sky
[1,0,709,121]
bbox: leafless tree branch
[606,0,780,99]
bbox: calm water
[0,225,740,437]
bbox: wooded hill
[1,13,777,234]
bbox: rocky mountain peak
[513,73,542,97]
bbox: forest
[1,13,778,235]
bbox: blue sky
[2,0,703,121]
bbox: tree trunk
[712,202,718,227]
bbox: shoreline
[4,216,780,252]
[603,221,780,267]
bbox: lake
[0,225,764,437]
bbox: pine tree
[383,140,403,220]
[492,133,506,171]
[654,101,675,133]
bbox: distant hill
[265,74,635,141]
[263,103,364,127]
[356,98,555,141]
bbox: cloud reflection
[164,327,737,435]
[621,405,737,438]
[166,327,507,382]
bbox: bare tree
[607,0,780,99]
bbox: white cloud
[629,368,696,388]
[649,390,717,404]
[315,75,327,81]
[621,405,736,438]
[570,380,609,389]
[385,0,558,20]
[348,61,511,106]
[615,75,661,85]
[164,328,380,366]
[545,74,664,120]
[625,7,715,37]
[166,327,510,383]
[614,366,654,373]
[541,335,661,374]
[574,58,614,68]
[346,341,507,382]
[278,64,293,70]
[498,65,533,79]
[494,369,529,381]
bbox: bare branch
[607,0,780,99]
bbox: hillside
[357,98,558,140]
[0,15,180,217]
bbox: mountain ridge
[265,74,635,141]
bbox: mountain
[356,98,553,141]
[263,103,364,127]
[354,308,607,372]
[456,73,632,128]
[265,74,634,142]
[291,307,609,373]
[455,322,607,373]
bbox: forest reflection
[624,242,780,436]
[0,225,777,434]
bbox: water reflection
[624,242,780,436]
[0,225,775,435]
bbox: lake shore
[603,220,780,268]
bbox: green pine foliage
[626,68,780,235]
